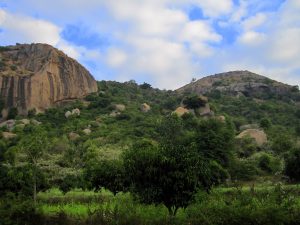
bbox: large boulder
[237,129,267,146]
[65,111,72,118]
[83,128,91,135]
[20,118,30,125]
[2,132,17,139]
[140,103,151,113]
[31,119,42,125]
[239,124,259,131]
[0,119,16,131]
[69,132,80,141]
[196,103,214,117]
[71,108,80,116]
[115,104,126,112]
[0,43,97,116]
[110,110,121,117]
[173,107,189,117]
[216,115,226,122]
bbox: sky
[0,0,300,90]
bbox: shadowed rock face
[0,43,98,116]
[177,70,295,98]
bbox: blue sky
[1,0,300,89]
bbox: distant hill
[0,43,97,117]
[177,70,299,101]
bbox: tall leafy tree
[17,127,50,206]
[194,118,235,167]
[123,117,211,215]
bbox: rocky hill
[177,70,298,100]
[0,43,98,117]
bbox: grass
[36,184,300,225]
[39,203,100,217]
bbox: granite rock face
[177,70,295,98]
[0,43,98,116]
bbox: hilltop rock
[177,70,296,99]
[0,43,98,117]
[140,103,151,112]
[237,129,267,146]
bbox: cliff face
[177,70,296,98]
[0,43,98,116]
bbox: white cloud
[242,13,266,30]
[180,20,222,43]
[106,48,128,68]
[238,31,266,45]
[1,0,300,89]
[269,28,300,63]
[117,37,196,89]
[0,9,60,46]
[191,0,233,17]
[230,0,248,22]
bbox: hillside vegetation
[2,73,300,224]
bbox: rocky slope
[0,43,97,117]
[177,70,297,99]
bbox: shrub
[7,107,18,119]
[285,148,300,181]
[183,95,206,109]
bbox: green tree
[260,118,272,129]
[7,107,18,119]
[271,134,294,154]
[194,118,235,167]
[183,95,206,109]
[140,82,152,89]
[123,139,209,215]
[17,127,50,206]
[285,148,300,181]
[85,159,126,195]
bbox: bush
[256,153,281,174]
[183,95,206,109]
[7,107,18,119]
[285,148,300,181]
[10,65,17,71]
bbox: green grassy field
[35,184,300,225]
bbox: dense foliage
[1,80,300,224]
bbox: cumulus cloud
[0,9,60,46]
[242,13,266,30]
[1,0,300,89]
[106,48,128,68]
[219,0,300,86]
[238,31,266,45]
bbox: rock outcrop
[140,103,151,113]
[0,43,98,117]
[115,104,126,112]
[177,70,296,98]
[173,107,189,117]
[2,131,17,139]
[237,129,267,146]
